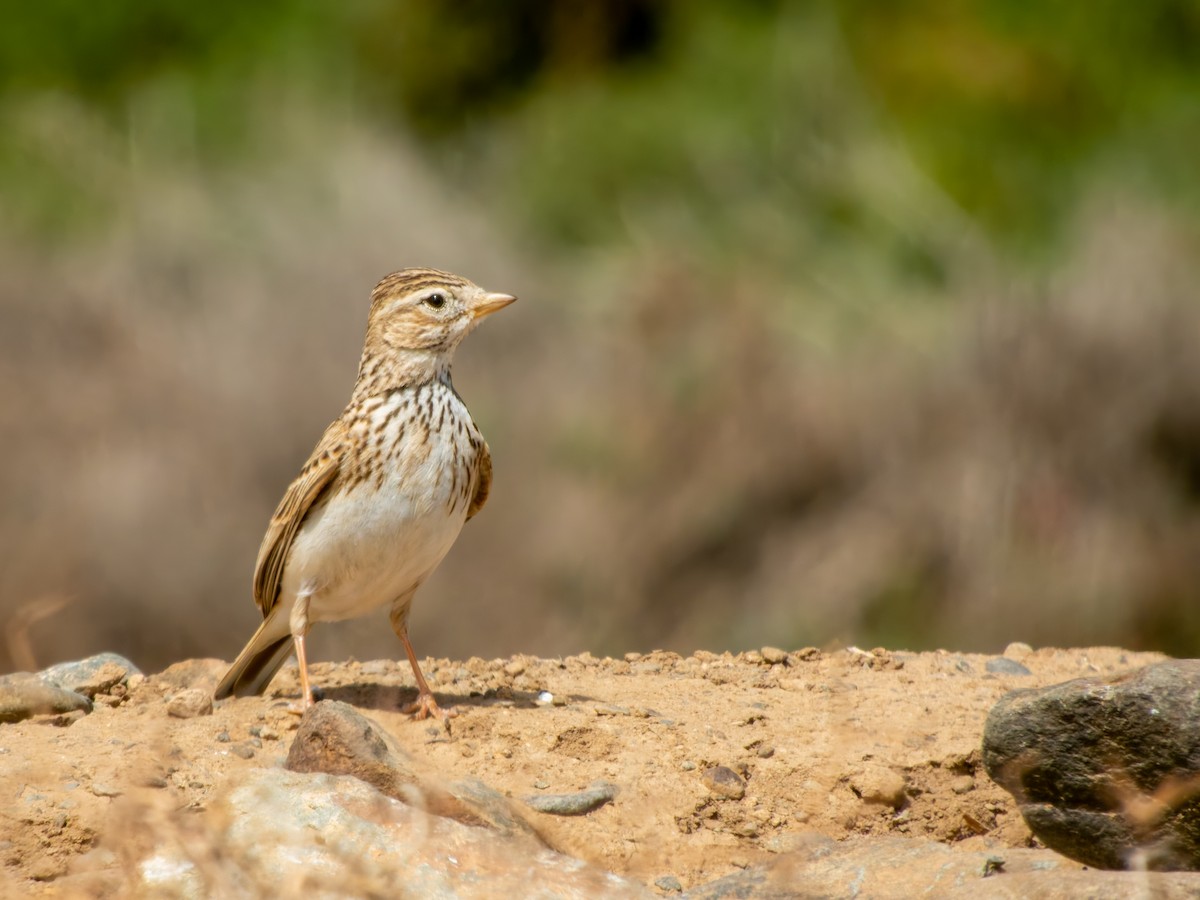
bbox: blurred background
[3,1,1199,675]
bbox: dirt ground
[0,644,1169,896]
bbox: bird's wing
[252,421,346,617]
[467,440,492,521]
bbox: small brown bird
[213,268,515,719]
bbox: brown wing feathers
[252,424,346,616]
[467,441,492,521]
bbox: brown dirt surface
[0,645,1172,896]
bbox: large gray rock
[285,699,542,840]
[983,659,1200,870]
[0,672,91,723]
[40,652,141,698]
[137,767,652,899]
[1,652,142,724]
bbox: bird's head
[365,268,516,357]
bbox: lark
[213,268,516,719]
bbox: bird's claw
[284,693,316,716]
[402,691,457,725]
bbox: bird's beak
[471,292,517,320]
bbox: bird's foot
[284,690,318,716]
[402,690,457,724]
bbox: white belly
[279,388,477,624]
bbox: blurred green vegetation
[3,1,1198,254]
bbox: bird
[212,267,516,720]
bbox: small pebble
[504,659,526,677]
[167,689,212,719]
[654,875,683,892]
[594,703,631,717]
[258,726,279,741]
[533,779,550,790]
[230,743,255,760]
[681,761,696,771]
[1003,642,1033,660]
[985,657,1032,677]
[850,766,907,809]
[756,745,775,759]
[90,783,121,798]
[536,691,554,705]
[701,766,746,801]
[522,781,618,816]
[760,646,788,665]
[951,775,975,794]
[216,731,231,743]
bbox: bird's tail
[212,609,293,701]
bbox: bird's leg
[293,632,315,711]
[286,587,316,715]
[397,625,456,722]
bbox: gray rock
[0,673,92,724]
[286,700,541,839]
[186,768,650,898]
[680,835,1200,899]
[522,781,618,815]
[39,652,141,698]
[983,659,1200,870]
[986,657,1033,676]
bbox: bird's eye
[424,292,446,309]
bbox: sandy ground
[0,644,1169,895]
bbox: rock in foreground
[682,835,1200,899]
[983,659,1200,870]
[286,699,542,838]
[160,768,652,898]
